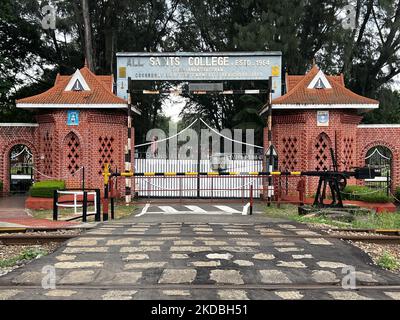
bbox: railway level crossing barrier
[101,163,379,220]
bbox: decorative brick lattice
[65,133,81,174]
[42,131,53,175]
[342,137,354,170]
[281,136,299,171]
[314,133,331,171]
[98,136,114,174]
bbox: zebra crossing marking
[159,206,180,213]
[213,205,242,214]
[184,205,208,213]
[137,204,243,215]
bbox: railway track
[0,231,399,245]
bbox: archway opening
[9,144,34,194]
[365,146,392,189]
[314,133,332,171]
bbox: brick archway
[1,139,39,193]
[361,140,396,160]
[61,130,84,188]
[313,132,333,171]
[361,140,398,191]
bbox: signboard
[116,52,282,100]
[317,111,329,127]
[67,110,79,126]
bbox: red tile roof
[275,65,378,106]
[17,67,126,106]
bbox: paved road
[1,203,400,300]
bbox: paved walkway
[0,203,400,300]
[0,196,28,218]
[0,196,78,228]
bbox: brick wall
[38,109,128,191]
[270,109,362,195]
[357,126,400,190]
[0,109,130,193]
[2,108,398,199]
[0,125,39,192]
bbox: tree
[81,0,95,70]
[362,88,400,124]
[339,0,400,96]
[1,0,400,128]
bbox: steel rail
[0,283,399,290]
[1,232,399,245]
[0,234,77,245]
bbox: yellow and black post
[102,164,111,221]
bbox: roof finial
[84,58,88,68]
[312,58,316,66]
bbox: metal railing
[53,189,101,222]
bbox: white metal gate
[135,159,263,198]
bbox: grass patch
[264,204,400,229]
[30,202,136,221]
[350,212,400,229]
[341,185,393,203]
[264,204,352,227]
[377,252,400,271]
[29,180,65,198]
[0,248,47,268]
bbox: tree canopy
[0,0,399,139]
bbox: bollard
[109,178,115,220]
[297,178,306,206]
[103,183,109,221]
[53,190,58,221]
[95,189,101,222]
[249,184,253,215]
[82,191,88,222]
[110,198,115,220]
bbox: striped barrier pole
[249,184,253,215]
[267,76,274,207]
[125,77,132,204]
[114,171,303,177]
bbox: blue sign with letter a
[67,110,79,126]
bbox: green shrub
[341,185,392,203]
[29,180,65,198]
[0,180,3,191]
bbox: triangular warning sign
[72,79,84,91]
[65,69,90,91]
[315,78,325,89]
[307,69,332,89]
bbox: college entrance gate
[134,118,264,198]
[116,52,282,200]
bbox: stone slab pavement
[0,202,400,300]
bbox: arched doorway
[314,133,332,171]
[365,146,392,190]
[63,132,82,188]
[9,144,34,194]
